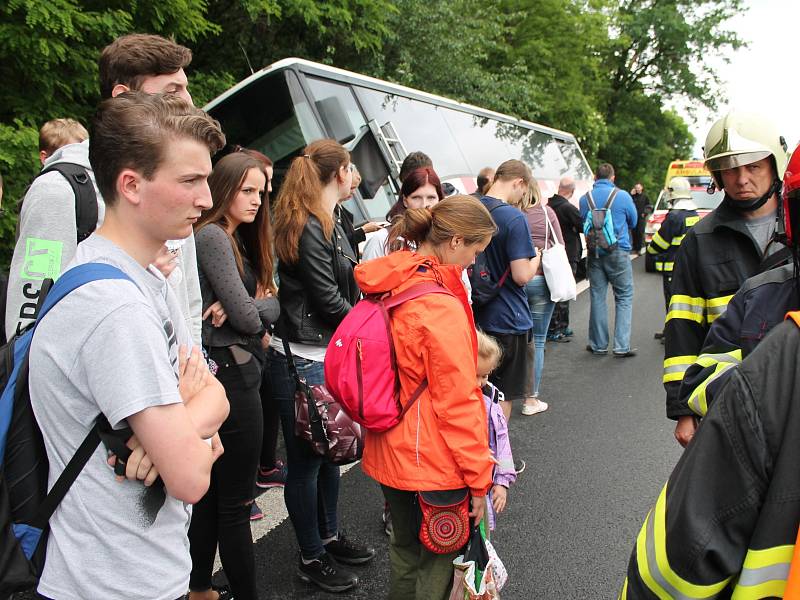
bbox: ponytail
[388,194,496,249]
[273,139,349,264]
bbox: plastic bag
[450,524,501,599]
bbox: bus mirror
[315,96,356,144]
[347,126,390,198]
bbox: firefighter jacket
[622,317,800,599]
[663,199,777,419]
[678,263,799,417]
[647,208,699,273]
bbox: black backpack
[468,202,510,307]
[0,263,136,596]
[35,162,98,243]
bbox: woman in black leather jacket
[269,139,374,594]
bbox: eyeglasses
[347,163,357,173]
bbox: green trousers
[382,485,458,600]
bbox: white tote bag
[540,204,577,302]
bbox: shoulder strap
[39,163,98,243]
[381,281,454,418]
[605,188,619,210]
[382,281,453,310]
[586,191,596,211]
[37,263,133,322]
[757,245,792,275]
[30,422,102,528]
[14,263,133,526]
[542,204,556,250]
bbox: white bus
[204,58,594,224]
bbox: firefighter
[675,144,800,422]
[647,177,699,339]
[620,308,800,600]
[663,111,788,447]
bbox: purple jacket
[483,382,516,530]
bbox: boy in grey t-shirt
[29,92,228,599]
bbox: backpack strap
[605,188,619,210]
[381,282,455,417]
[38,162,98,243]
[586,191,596,211]
[29,422,102,529]
[381,281,453,309]
[9,263,134,527]
[36,263,133,322]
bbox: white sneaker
[521,400,549,416]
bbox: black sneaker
[514,459,527,474]
[256,461,287,488]
[324,531,376,565]
[298,552,358,593]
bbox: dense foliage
[0,0,744,265]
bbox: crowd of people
[11,26,798,600]
[0,29,607,600]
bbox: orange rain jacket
[355,250,493,497]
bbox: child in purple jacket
[477,330,517,532]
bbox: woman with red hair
[361,167,444,262]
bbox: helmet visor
[705,150,772,173]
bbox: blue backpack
[584,188,619,257]
[0,263,134,596]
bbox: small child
[476,330,517,532]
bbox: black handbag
[279,325,363,465]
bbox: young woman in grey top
[189,152,278,600]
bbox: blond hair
[512,177,541,211]
[39,118,89,155]
[476,330,502,370]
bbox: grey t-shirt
[745,211,778,255]
[30,234,193,600]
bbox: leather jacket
[278,216,359,346]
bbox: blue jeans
[587,248,634,353]
[266,347,341,559]
[525,275,555,397]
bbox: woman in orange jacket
[354,194,497,599]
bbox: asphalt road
[240,256,684,600]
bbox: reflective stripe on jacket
[678,263,799,417]
[663,200,773,419]
[647,209,699,273]
[623,318,800,598]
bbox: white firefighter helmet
[668,176,693,201]
[704,111,788,187]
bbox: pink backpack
[324,282,454,432]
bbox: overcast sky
[686,0,799,157]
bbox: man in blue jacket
[579,163,638,357]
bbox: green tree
[598,0,744,189]
[0,0,216,266]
